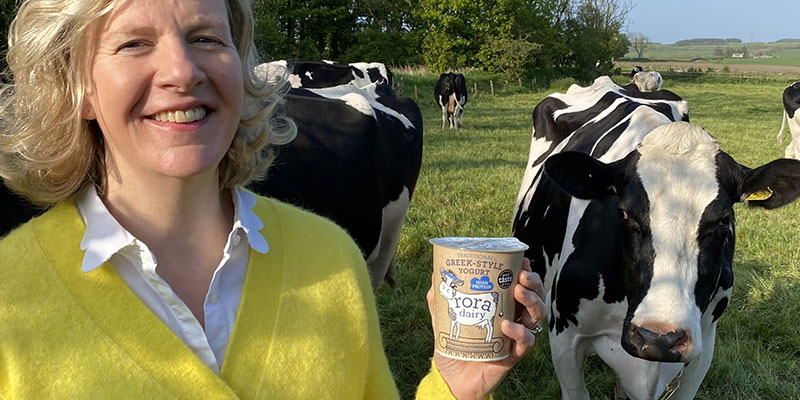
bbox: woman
[0,0,546,398]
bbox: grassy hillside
[623,40,800,65]
[378,72,800,399]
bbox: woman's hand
[427,258,546,400]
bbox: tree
[252,0,358,62]
[343,0,424,64]
[417,0,484,71]
[477,35,541,81]
[563,0,631,82]
[628,32,649,59]
[418,0,553,73]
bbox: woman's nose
[154,39,204,92]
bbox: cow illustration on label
[430,237,527,361]
[438,268,503,343]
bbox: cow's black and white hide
[777,81,800,160]
[249,82,423,291]
[630,66,644,78]
[434,72,468,130]
[255,60,392,90]
[0,181,42,238]
[632,71,663,92]
[512,76,800,400]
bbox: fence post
[490,80,494,96]
[473,82,477,95]
[414,85,418,102]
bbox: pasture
[377,72,800,399]
[623,41,800,66]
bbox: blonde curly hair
[0,0,295,206]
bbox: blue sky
[626,0,798,44]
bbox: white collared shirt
[77,187,269,374]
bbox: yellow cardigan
[0,195,452,399]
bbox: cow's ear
[544,151,621,199]
[740,158,800,209]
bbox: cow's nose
[628,323,691,362]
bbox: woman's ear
[81,101,96,121]
[81,87,97,120]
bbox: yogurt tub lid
[429,237,529,253]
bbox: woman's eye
[118,41,145,51]
[195,36,223,45]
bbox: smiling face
[83,0,243,186]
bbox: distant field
[617,60,800,77]
[379,72,800,399]
[623,41,800,66]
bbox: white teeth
[153,107,206,123]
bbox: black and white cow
[250,80,423,291]
[0,182,42,238]
[434,72,468,130]
[255,60,392,90]
[632,71,663,92]
[777,81,800,160]
[512,76,800,399]
[630,66,644,78]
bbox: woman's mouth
[151,106,207,123]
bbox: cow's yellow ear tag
[745,187,773,201]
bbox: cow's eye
[619,208,641,232]
[718,214,732,227]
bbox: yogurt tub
[429,237,529,362]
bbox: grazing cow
[777,81,800,160]
[255,60,392,90]
[633,71,663,92]
[250,81,423,290]
[434,72,468,130]
[512,76,800,400]
[438,268,502,343]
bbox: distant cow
[434,72,468,130]
[512,76,800,399]
[777,81,800,160]
[255,60,392,90]
[630,65,644,78]
[438,268,501,342]
[633,70,663,91]
[250,80,423,290]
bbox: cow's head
[439,268,464,300]
[544,121,800,363]
[783,81,800,117]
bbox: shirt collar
[231,188,269,254]
[77,187,269,273]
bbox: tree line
[1,0,632,83]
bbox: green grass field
[623,41,800,66]
[377,72,800,399]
